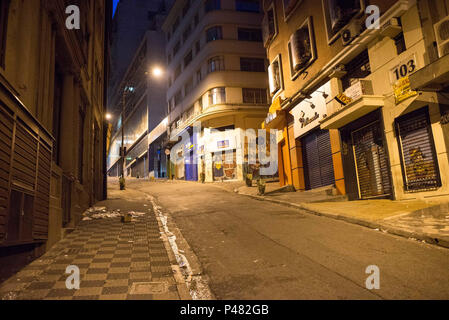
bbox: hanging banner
[393,76,418,104]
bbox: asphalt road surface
[122,179,449,300]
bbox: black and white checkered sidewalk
[0,199,186,300]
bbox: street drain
[130,282,168,295]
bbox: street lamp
[105,113,112,121]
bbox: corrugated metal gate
[302,129,335,190]
[352,121,391,199]
[0,101,52,246]
[397,108,440,192]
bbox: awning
[409,54,449,92]
[262,97,285,130]
[320,95,384,130]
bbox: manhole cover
[130,282,168,295]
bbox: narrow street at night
[104,179,449,300]
[2,0,449,311]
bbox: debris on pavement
[82,206,147,222]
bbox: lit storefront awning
[320,95,385,130]
[262,97,286,130]
[409,54,449,92]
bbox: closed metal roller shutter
[352,121,391,199]
[12,120,38,191]
[302,130,335,190]
[0,105,13,243]
[33,139,51,240]
[397,108,440,192]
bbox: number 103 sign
[389,54,418,84]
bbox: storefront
[289,81,336,191]
[212,149,237,181]
[301,129,335,190]
[339,110,392,200]
[184,137,198,181]
[396,107,441,192]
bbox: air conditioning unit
[341,20,363,46]
[434,16,449,58]
[380,17,402,38]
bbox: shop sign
[393,76,418,104]
[334,80,373,107]
[217,140,230,149]
[291,81,331,138]
[389,54,418,84]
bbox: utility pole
[121,86,127,179]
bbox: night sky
[113,0,119,16]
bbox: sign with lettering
[393,76,418,104]
[390,54,418,84]
[290,81,331,139]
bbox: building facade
[107,0,171,180]
[0,0,112,281]
[107,28,168,179]
[263,0,449,202]
[163,0,270,182]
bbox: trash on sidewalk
[121,213,132,223]
[82,206,122,220]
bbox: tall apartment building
[163,0,270,182]
[263,0,449,202]
[0,0,112,281]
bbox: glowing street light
[105,113,112,121]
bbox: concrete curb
[234,191,449,250]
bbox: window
[283,0,300,19]
[174,65,182,80]
[288,17,316,78]
[194,14,199,27]
[243,88,267,104]
[208,56,224,73]
[0,0,10,68]
[323,0,365,42]
[209,87,226,105]
[184,78,194,96]
[196,69,202,83]
[205,0,221,12]
[195,41,201,54]
[235,0,260,12]
[173,17,180,33]
[173,41,181,56]
[206,26,223,42]
[238,28,262,42]
[262,5,277,46]
[268,55,283,95]
[52,67,63,164]
[78,108,85,184]
[174,90,183,106]
[240,57,265,72]
[182,0,191,17]
[341,49,371,91]
[184,50,193,68]
[183,25,191,43]
[395,32,406,55]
